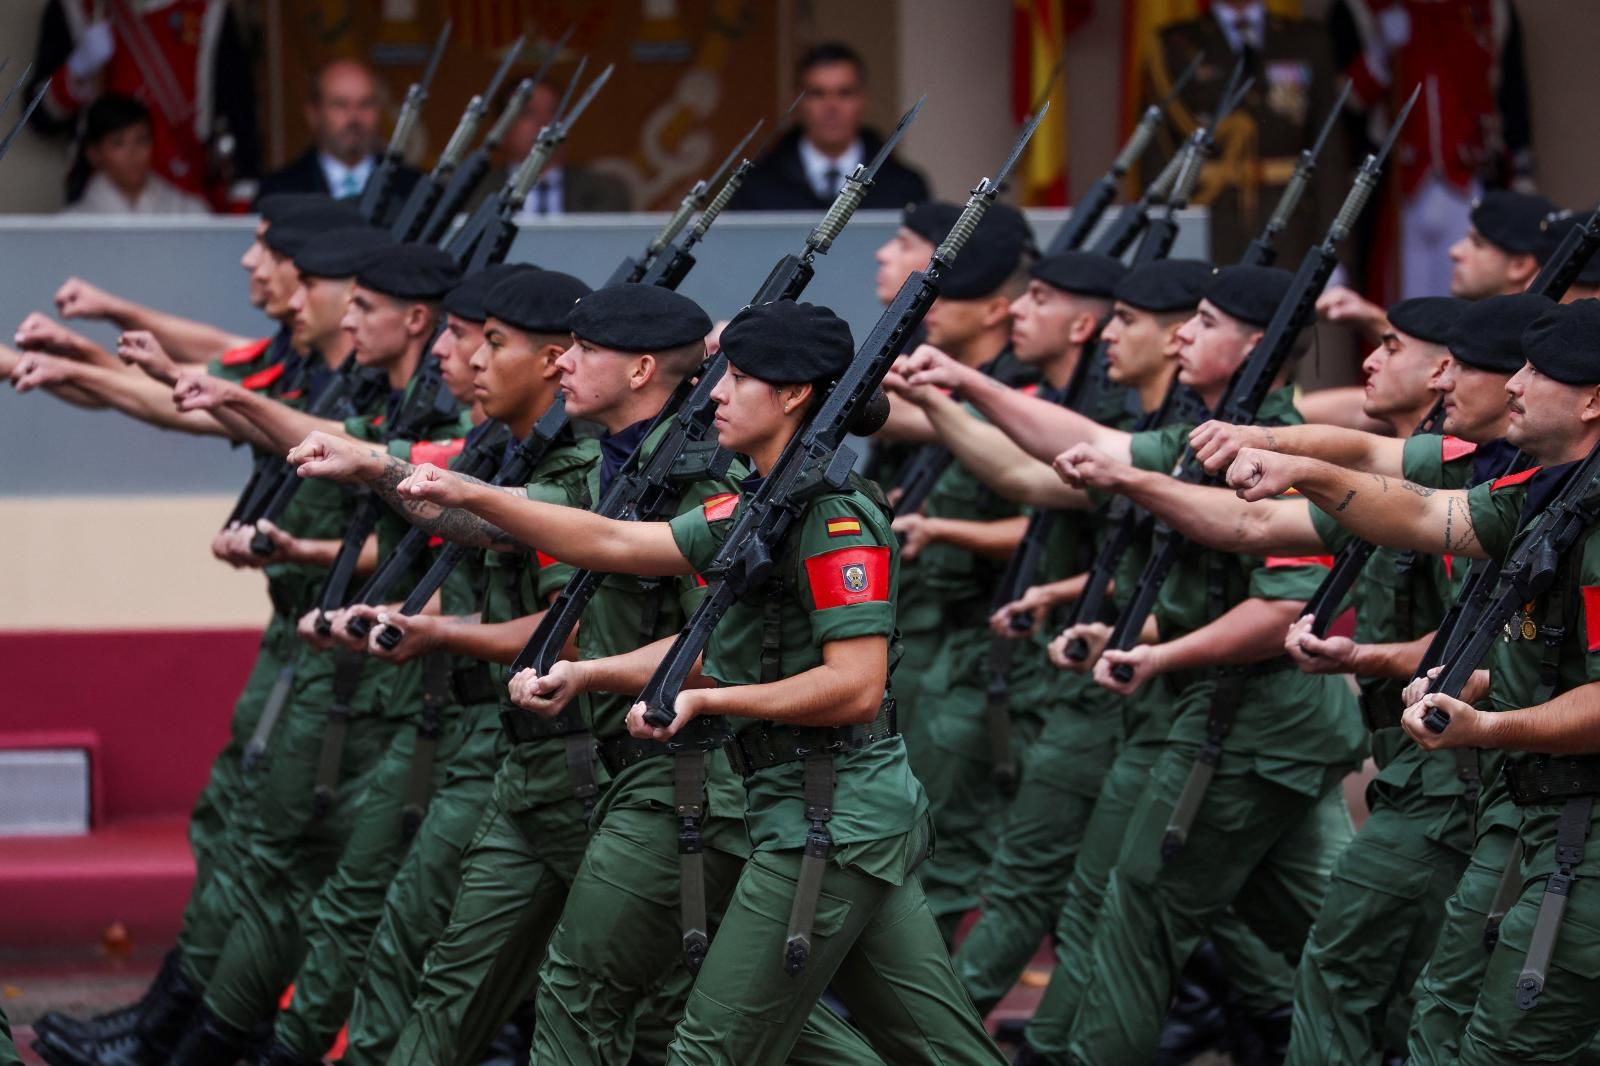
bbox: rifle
[509,97,927,679]
[366,400,573,649]
[606,116,768,286]
[390,35,526,243]
[0,63,48,165]
[1098,86,1419,687]
[1303,201,1599,640]
[1046,54,1201,257]
[1240,79,1350,267]
[1094,62,1254,260]
[359,21,451,224]
[420,26,576,245]
[447,61,615,273]
[637,106,1049,730]
[889,73,1248,529]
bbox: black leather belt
[450,664,499,707]
[1359,689,1404,732]
[1505,756,1600,806]
[499,705,588,744]
[723,720,896,778]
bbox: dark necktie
[535,178,553,216]
[822,166,840,200]
[1234,14,1259,66]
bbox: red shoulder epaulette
[1441,436,1478,463]
[241,362,286,391]
[220,337,272,367]
[1491,467,1540,492]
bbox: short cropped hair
[797,41,866,82]
[84,94,151,146]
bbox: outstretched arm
[1097,596,1304,696]
[55,277,251,364]
[900,346,1131,465]
[1056,444,1326,555]
[175,372,347,454]
[13,353,243,437]
[1190,419,1408,478]
[1226,448,1485,559]
[397,461,694,575]
[1405,679,1600,754]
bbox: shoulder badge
[804,545,890,609]
[220,337,271,367]
[240,362,285,392]
[1584,587,1600,652]
[409,438,466,468]
[702,492,739,522]
[1491,466,1540,492]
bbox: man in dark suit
[255,59,420,219]
[728,41,930,212]
[467,79,633,216]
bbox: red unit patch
[1264,555,1336,569]
[804,546,890,609]
[536,550,559,570]
[1441,436,1478,463]
[409,438,466,468]
[702,493,739,522]
[220,337,270,366]
[240,362,285,391]
[1492,466,1541,492]
[1584,587,1600,652]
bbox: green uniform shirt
[1128,387,1365,778]
[1467,464,1600,847]
[670,477,929,877]
[575,420,748,826]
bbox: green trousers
[892,625,943,770]
[178,651,395,988]
[951,674,1122,1013]
[0,1002,22,1066]
[382,747,593,1066]
[1454,809,1600,1064]
[1063,739,1353,1064]
[256,703,505,1060]
[1284,784,1473,1065]
[530,784,881,1066]
[665,817,1006,1065]
[1404,821,1519,1064]
[174,616,294,963]
[1022,735,1307,1060]
[911,624,1044,932]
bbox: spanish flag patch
[703,493,739,521]
[826,517,862,538]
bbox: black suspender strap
[243,656,298,773]
[312,650,365,818]
[1516,796,1593,1010]
[784,752,836,976]
[672,751,710,973]
[401,653,451,838]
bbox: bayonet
[0,77,47,165]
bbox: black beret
[257,192,338,225]
[1114,258,1212,313]
[1446,292,1553,374]
[1536,211,1600,286]
[904,200,1035,299]
[1471,190,1557,254]
[1203,265,1293,328]
[263,202,372,258]
[483,270,592,334]
[443,263,540,322]
[567,284,712,352]
[719,301,855,385]
[1521,299,1600,385]
[1030,251,1126,298]
[355,244,463,301]
[1386,296,1467,347]
[294,226,395,279]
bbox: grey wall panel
[0,209,1206,496]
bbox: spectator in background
[468,78,632,216]
[27,0,260,211]
[728,41,930,212]
[65,94,209,215]
[255,59,420,208]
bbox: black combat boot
[35,949,184,1046]
[1155,940,1230,1065]
[168,1006,252,1066]
[1226,1003,1292,1066]
[257,1035,320,1066]
[34,955,204,1066]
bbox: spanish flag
[1011,0,1090,207]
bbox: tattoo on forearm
[366,454,522,550]
[1335,489,1356,513]
[1262,429,1279,450]
[1400,480,1437,498]
[1444,495,1479,554]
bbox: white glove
[66,22,115,81]
[1377,6,1411,49]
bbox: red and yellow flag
[1011,0,1090,207]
